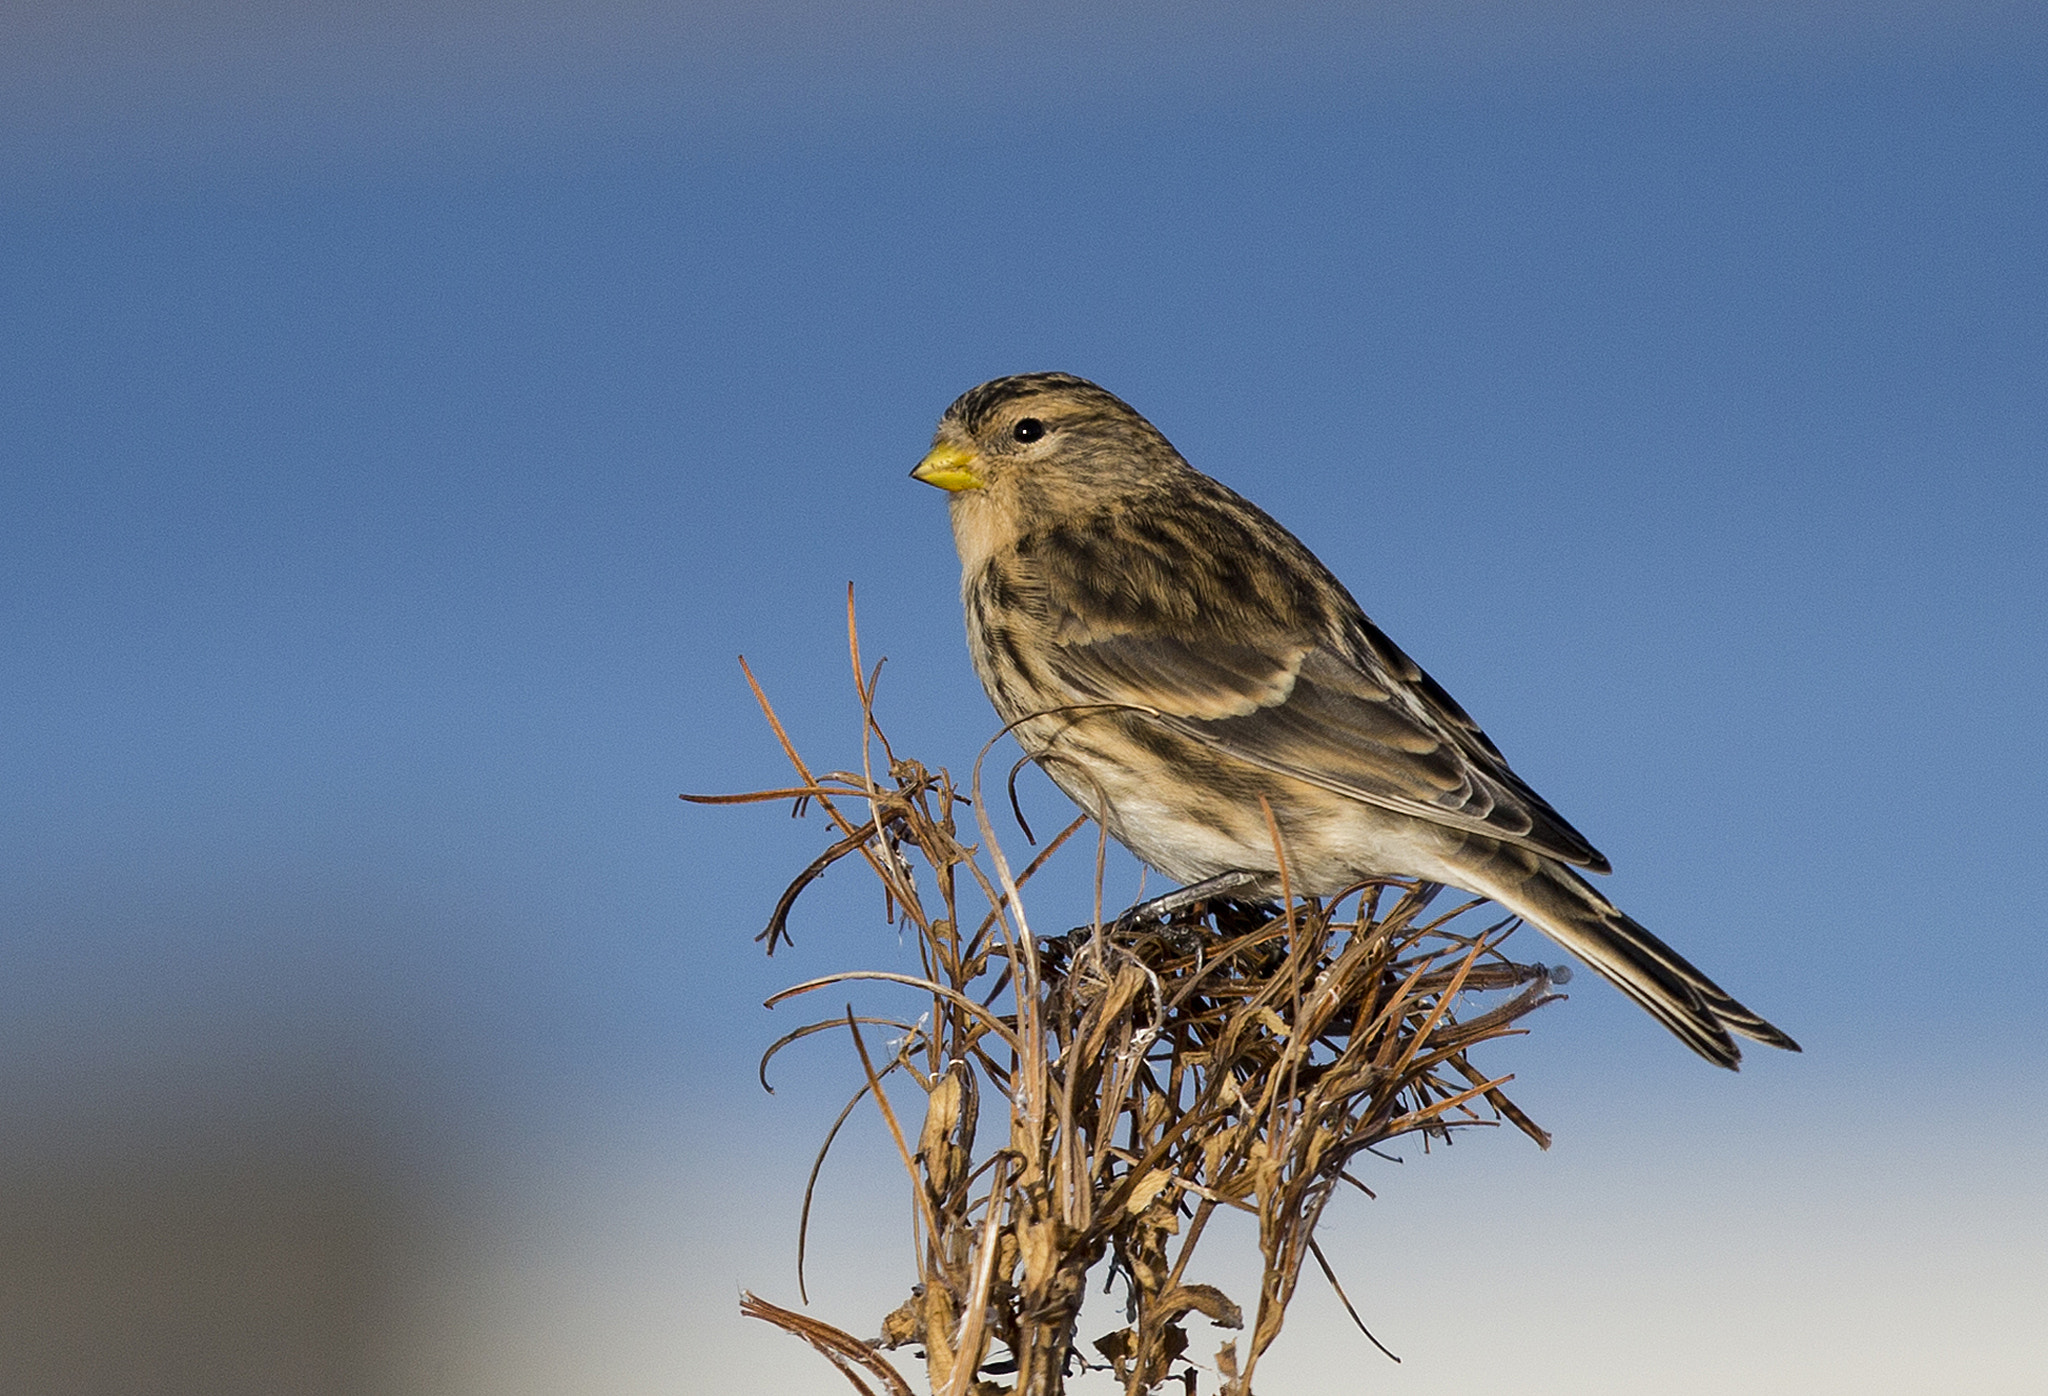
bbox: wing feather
[1012,496,1612,872]
[1043,610,1610,872]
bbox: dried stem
[701,606,1564,1394]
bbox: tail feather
[1453,849,1800,1070]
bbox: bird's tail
[1451,844,1800,1070]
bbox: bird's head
[912,373,1189,513]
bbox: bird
[910,371,1797,1069]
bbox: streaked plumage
[912,372,1797,1069]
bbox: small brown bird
[912,372,1797,1069]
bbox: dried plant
[689,597,1563,1395]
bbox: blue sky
[3,4,2045,1391]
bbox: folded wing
[1046,621,1612,873]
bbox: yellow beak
[910,444,985,492]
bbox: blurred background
[3,3,2044,1392]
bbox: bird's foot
[1050,871,1271,954]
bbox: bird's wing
[1045,620,1612,872]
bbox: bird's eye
[1011,418,1046,444]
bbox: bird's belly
[1033,733,1442,898]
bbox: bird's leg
[1108,870,1268,933]
[1047,872,1270,962]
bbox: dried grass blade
[738,656,825,795]
[967,813,1089,957]
[1386,1071,1511,1133]
[761,1016,918,1093]
[1307,1238,1400,1363]
[941,1152,1014,1396]
[1388,938,1488,1078]
[741,1291,915,1396]
[1450,1051,1551,1149]
[798,1079,874,1303]
[844,1010,944,1257]
[768,971,1024,1056]
[679,785,855,806]
[759,821,879,951]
